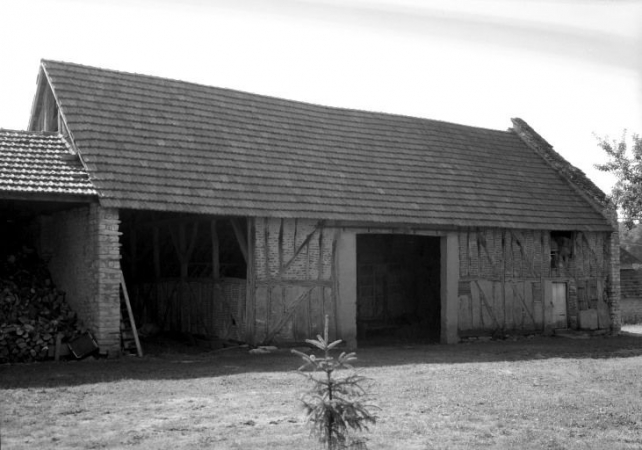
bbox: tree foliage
[594,130,642,228]
[292,316,377,449]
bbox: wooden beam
[230,218,248,263]
[170,220,199,279]
[277,225,319,277]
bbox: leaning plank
[262,286,315,344]
[121,272,143,357]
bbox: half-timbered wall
[458,228,611,335]
[248,218,336,344]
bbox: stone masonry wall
[40,204,121,355]
[40,206,95,331]
[92,205,121,353]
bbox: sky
[1,0,641,194]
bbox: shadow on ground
[2,332,642,389]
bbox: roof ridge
[41,59,511,135]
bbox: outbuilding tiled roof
[0,129,96,197]
[38,60,612,231]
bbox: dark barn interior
[119,210,248,343]
[356,234,441,343]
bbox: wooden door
[550,282,568,329]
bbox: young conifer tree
[292,315,377,450]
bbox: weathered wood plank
[476,280,497,329]
[504,282,515,330]
[523,281,537,330]
[471,282,481,329]
[308,287,323,338]
[263,286,314,344]
[543,280,553,329]
[255,285,269,342]
[459,294,472,331]
[515,282,534,330]
[293,285,310,341]
[532,282,543,329]
[493,281,504,328]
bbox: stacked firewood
[0,248,85,363]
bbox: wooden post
[130,227,138,281]
[179,222,188,279]
[153,226,161,279]
[211,220,220,280]
[245,219,256,344]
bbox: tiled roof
[0,129,97,197]
[39,60,612,230]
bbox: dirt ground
[1,327,642,449]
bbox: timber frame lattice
[457,228,611,335]
[247,218,338,345]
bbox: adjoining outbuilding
[619,248,642,324]
[8,59,620,354]
[0,129,122,355]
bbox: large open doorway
[356,234,441,343]
[119,210,249,346]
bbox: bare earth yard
[2,327,642,450]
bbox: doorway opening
[356,234,441,343]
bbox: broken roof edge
[510,118,615,230]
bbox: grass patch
[2,334,642,449]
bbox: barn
[9,59,620,355]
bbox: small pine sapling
[292,316,377,450]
